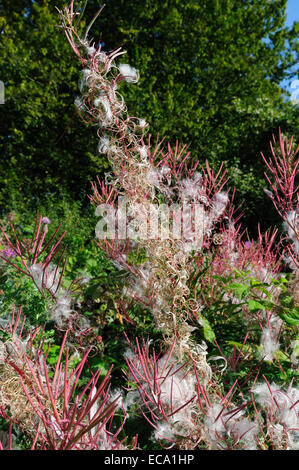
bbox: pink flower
[0,247,17,258]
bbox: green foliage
[0,262,50,324]
[197,314,216,344]
[223,269,299,327]
[189,258,298,391]
[0,0,110,212]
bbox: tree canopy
[0,0,298,232]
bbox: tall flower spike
[261,129,299,269]
[123,336,199,446]
[193,368,259,450]
[58,1,230,378]
[0,319,126,450]
[252,378,299,450]
[261,129,299,218]
[0,212,67,299]
[0,212,90,331]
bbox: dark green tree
[0,0,110,211]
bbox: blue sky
[280,0,299,94]
[285,0,299,26]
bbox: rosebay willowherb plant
[0,307,131,450]
[0,1,298,451]
[56,1,297,449]
[261,130,299,303]
[0,212,90,334]
[58,1,234,382]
